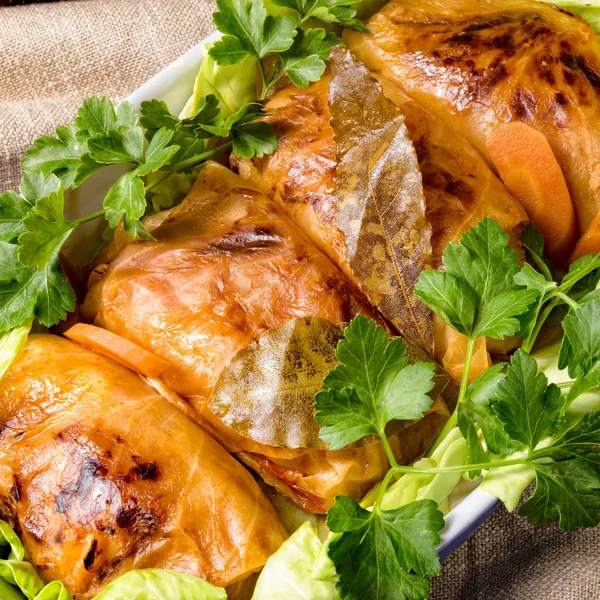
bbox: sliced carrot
[569,211,600,263]
[433,317,491,385]
[486,121,578,267]
[64,324,170,379]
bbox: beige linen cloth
[0,1,598,598]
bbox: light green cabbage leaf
[0,320,31,383]
[479,456,535,512]
[146,169,200,213]
[180,0,384,122]
[0,520,72,600]
[180,43,258,119]
[360,426,467,514]
[94,569,227,600]
[252,522,339,600]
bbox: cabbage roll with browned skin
[0,335,287,599]
[343,0,600,232]
[82,163,448,513]
[233,77,346,277]
[83,162,380,403]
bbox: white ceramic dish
[77,31,500,560]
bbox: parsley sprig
[315,219,600,599]
[0,92,276,333]
[414,218,539,452]
[317,315,600,599]
[315,316,444,600]
[209,0,365,99]
[517,223,600,352]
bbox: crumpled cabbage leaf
[93,570,227,600]
[479,455,535,512]
[0,520,72,600]
[328,47,433,354]
[0,320,31,383]
[32,582,72,600]
[252,522,339,600]
[180,43,258,119]
[0,520,23,561]
[145,169,200,213]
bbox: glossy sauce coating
[0,335,286,598]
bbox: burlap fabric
[0,1,598,598]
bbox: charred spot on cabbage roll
[0,335,286,599]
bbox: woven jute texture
[1,1,599,598]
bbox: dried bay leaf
[328,46,434,355]
[208,317,449,450]
[209,317,343,450]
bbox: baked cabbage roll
[83,162,380,403]
[0,335,286,599]
[252,47,435,354]
[82,163,448,513]
[343,0,600,233]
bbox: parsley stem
[373,467,397,510]
[265,57,285,91]
[525,244,553,282]
[554,290,580,312]
[372,427,406,509]
[68,210,106,227]
[161,142,233,172]
[426,336,476,457]
[390,455,528,476]
[522,296,559,353]
[298,7,314,23]
[259,60,270,100]
[379,429,401,471]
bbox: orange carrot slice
[569,211,600,263]
[486,121,578,266]
[433,316,491,385]
[64,324,170,379]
